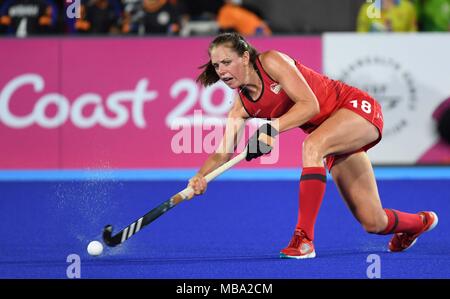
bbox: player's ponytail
[196,60,219,87]
[196,32,259,87]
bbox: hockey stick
[103,149,247,247]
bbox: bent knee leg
[302,136,325,166]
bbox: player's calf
[361,214,389,234]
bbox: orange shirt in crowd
[217,3,271,36]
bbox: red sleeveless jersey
[238,55,361,133]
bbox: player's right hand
[188,175,207,198]
[246,123,278,161]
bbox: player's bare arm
[260,50,320,133]
[189,95,248,195]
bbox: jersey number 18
[350,100,372,114]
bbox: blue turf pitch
[0,173,449,278]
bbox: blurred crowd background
[0,0,449,37]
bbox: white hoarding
[324,33,450,164]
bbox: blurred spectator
[176,0,223,36]
[121,0,142,34]
[120,0,181,35]
[416,0,450,31]
[0,0,5,33]
[217,0,271,36]
[357,0,417,32]
[75,0,121,34]
[140,0,181,35]
[0,0,58,36]
[178,0,223,21]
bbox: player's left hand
[187,175,207,198]
[246,123,278,161]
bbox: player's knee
[302,136,324,164]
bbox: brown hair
[196,33,259,87]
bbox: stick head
[102,225,115,247]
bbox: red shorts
[325,90,384,171]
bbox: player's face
[210,45,248,89]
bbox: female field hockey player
[188,33,438,259]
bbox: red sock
[295,167,327,241]
[380,209,424,234]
